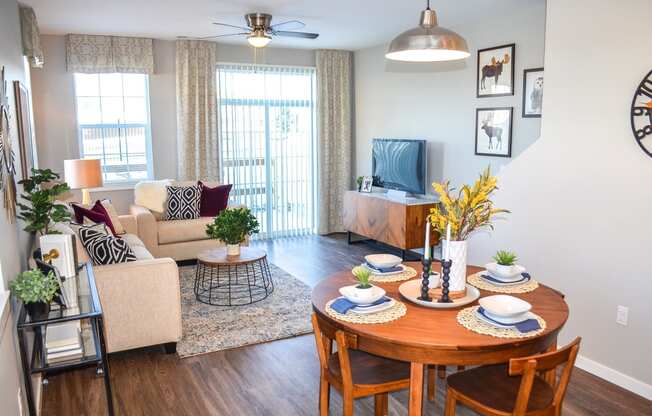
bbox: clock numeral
[635,124,652,140]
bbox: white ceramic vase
[226,243,240,256]
[442,240,468,292]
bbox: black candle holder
[438,259,453,303]
[418,255,432,302]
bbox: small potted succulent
[338,266,386,305]
[493,250,518,276]
[206,207,260,256]
[9,269,59,319]
[352,266,372,289]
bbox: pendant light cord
[426,0,431,10]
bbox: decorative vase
[442,240,468,293]
[25,302,50,320]
[226,243,240,256]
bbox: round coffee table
[195,247,274,306]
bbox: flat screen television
[372,138,427,195]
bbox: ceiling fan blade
[196,32,250,40]
[269,20,305,31]
[273,30,319,39]
[212,22,251,32]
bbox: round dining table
[311,262,569,416]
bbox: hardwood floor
[41,234,652,416]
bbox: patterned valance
[19,6,44,68]
[66,34,154,74]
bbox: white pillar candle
[445,223,452,260]
[424,219,431,259]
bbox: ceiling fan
[195,13,319,48]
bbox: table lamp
[64,159,103,205]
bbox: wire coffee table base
[194,255,274,306]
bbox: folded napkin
[364,262,403,274]
[331,296,391,314]
[477,307,541,333]
[481,272,530,285]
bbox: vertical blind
[217,63,317,239]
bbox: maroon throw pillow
[71,201,118,236]
[198,181,232,217]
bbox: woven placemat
[325,299,407,324]
[369,266,418,283]
[467,272,539,294]
[457,306,546,339]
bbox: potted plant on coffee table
[9,268,59,319]
[206,207,260,256]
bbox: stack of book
[44,322,84,364]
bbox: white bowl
[479,295,532,318]
[484,262,526,280]
[482,310,531,324]
[339,285,386,305]
[365,254,402,269]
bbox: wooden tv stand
[342,191,439,258]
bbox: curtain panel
[175,40,219,181]
[66,34,154,74]
[19,6,44,68]
[316,49,353,235]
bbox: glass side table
[16,262,113,416]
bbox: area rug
[177,263,313,358]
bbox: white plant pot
[441,240,468,292]
[226,244,240,256]
[495,264,516,276]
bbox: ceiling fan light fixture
[386,2,469,62]
[247,30,271,48]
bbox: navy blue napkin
[331,296,391,314]
[365,262,403,273]
[481,272,530,285]
[477,307,541,333]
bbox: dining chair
[311,313,411,416]
[444,337,581,416]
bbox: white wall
[354,0,545,189]
[31,36,315,213]
[468,0,652,397]
[0,0,35,413]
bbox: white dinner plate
[362,263,406,276]
[398,279,480,309]
[481,273,530,286]
[475,309,536,329]
[365,254,403,269]
[484,262,527,281]
[350,298,396,315]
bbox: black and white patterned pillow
[78,226,137,265]
[163,185,201,220]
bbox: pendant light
[385,0,470,62]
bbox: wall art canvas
[475,107,513,157]
[13,81,35,178]
[523,68,544,117]
[477,44,515,98]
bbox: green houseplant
[493,250,518,275]
[9,269,59,318]
[351,266,372,289]
[206,207,260,256]
[17,168,71,235]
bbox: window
[217,64,317,238]
[74,73,152,183]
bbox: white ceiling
[21,0,542,50]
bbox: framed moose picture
[475,107,513,157]
[476,44,515,98]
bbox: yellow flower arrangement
[428,167,509,241]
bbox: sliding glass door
[217,64,317,239]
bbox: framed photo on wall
[476,44,515,98]
[522,67,544,118]
[13,81,36,179]
[475,107,513,157]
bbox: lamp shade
[64,159,103,189]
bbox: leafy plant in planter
[356,176,364,191]
[17,168,71,235]
[9,269,59,318]
[206,208,260,254]
[351,266,372,289]
[493,250,517,266]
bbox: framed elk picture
[476,44,515,98]
[475,107,513,157]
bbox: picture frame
[476,44,515,98]
[522,67,544,118]
[360,176,373,193]
[13,81,35,179]
[475,107,513,158]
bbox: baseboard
[576,354,652,401]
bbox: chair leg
[444,390,457,416]
[319,376,330,416]
[427,365,436,402]
[343,390,354,416]
[374,393,388,416]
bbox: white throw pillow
[134,179,173,214]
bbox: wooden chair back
[508,338,581,415]
[311,313,332,372]
[311,313,359,391]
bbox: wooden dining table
[311,262,569,416]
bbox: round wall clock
[631,69,652,157]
